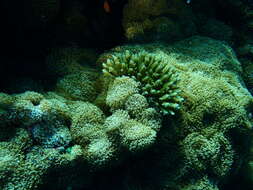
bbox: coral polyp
[102,50,183,115]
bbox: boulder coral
[182,129,234,177]
[55,70,100,102]
[46,47,98,76]
[180,175,219,190]
[237,43,253,94]
[0,36,252,190]
[0,80,162,172]
[70,76,162,168]
[97,36,253,189]
[122,0,196,41]
[0,91,72,147]
[0,123,84,190]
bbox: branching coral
[1,36,252,190]
[102,50,183,115]
[98,36,253,190]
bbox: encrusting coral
[182,129,234,177]
[237,43,253,94]
[122,0,196,41]
[97,36,253,190]
[180,175,219,190]
[2,0,253,189]
[46,47,98,76]
[0,36,252,190]
[70,76,162,167]
[55,70,100,102]
[102,50,184,115]
[0,79,162,173]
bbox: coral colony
[0,1,253,190]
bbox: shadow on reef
[0,0,127,93]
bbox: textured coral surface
[1,1,253,189]
[1,35,252,190]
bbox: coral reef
[198,19,234,44]
[122,0,196,41]
[182,129,233,177]
[46,47,98,76]
[237,43,253,94]
[70,76,162,167]
[97,36,253,189]
[0,77,162,186]
[1,0,253,189]
[102,50,184,115]
[180,176,219,190]
[55,70,100,102]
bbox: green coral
[0,126,83,190]
[0,92,86,190]
[106,75,140,110]
[70,76,162,167]
[181,176,219,190]
[0,81,161,170]
[0,36,253,190]
[102,50,183,115]
[122,0,194,41]
[46,47,98,76]
[55,70,100,102]
[182,129,233,177]
[97,36,253,190]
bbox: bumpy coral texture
[70,76,162,167]
[0,78,162,175]
[46,47,98,76]
[98,36,253,190]
[122,0,195,41]
[0,92,84,190]
[238,43,253,94]
[182,129,234,177]
[0,36,253,190]
[122,0,168,39]
[181,176,219,190]
[102,50,183,115]
[55,70,100,102]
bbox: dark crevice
[0,0,128,92]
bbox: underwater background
[0,0,253,190]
